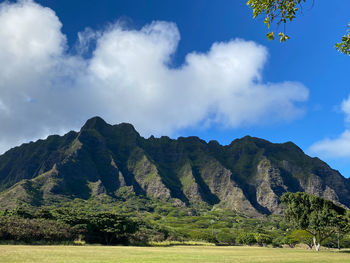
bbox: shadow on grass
[338,250,350,253]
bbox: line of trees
[0,192,349,248]
[0,208,139,245]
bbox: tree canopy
[247,0,350,55]
[281,192,348,251]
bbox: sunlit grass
[0,245,349,263]
[148,240,215,246]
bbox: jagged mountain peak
[81,117,138,135]
[81,116,110,131]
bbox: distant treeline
[0,195,349,247]
[0,208,138,245]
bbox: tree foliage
[0,216,75,243]
[0,197,349,247]
[335,23,350,55]
[285,230,313,248]
[51,208,139,245]
[247,0,350,55]
[281,192,348,251]
[254,233,272,246]
[236,232,256,245]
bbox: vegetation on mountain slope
[0,117,349,215]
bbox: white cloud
[310,96,350,158]
[0,0,309,153]
[309,130,350,158]
[341,95,350,123]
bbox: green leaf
[266,32,275,41]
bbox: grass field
[0,245,349,263]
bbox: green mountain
[0,117,349,215]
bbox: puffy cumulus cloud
[309,130,350,158]
[0,0,309,153]
[0,0,86,150]
[310,96,350,159]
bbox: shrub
[283,235,299,248]
[287,230,313,249]
[341,234,350,248]
[216,231,236,245]
[254,233,272,246]
[271,236,284,248]
[187,230,217,243]
[236,232,256,245]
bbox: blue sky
[0,0,350,177]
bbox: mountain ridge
[0,116,349,216]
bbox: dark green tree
[0,216,75,243]
[281,192,347,251]
[247,0,350,55]
[254,233,272,246]
[89,212,138,245]
[334,212,350,250]
[236,232,256,245]
[51,208,138,245]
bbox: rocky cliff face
[0,116,349,215]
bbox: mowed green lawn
[0,245,349,263]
